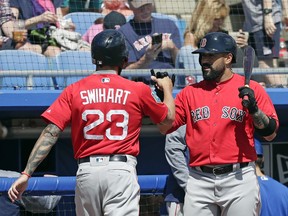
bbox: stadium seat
[0,76,26,90]
[63,12,105,35]
[55,50,95,71]
[0,50,54,90]
[54,51,95,88]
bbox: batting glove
[151,69,175,101]
[238,86,258,114]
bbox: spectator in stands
[101,0,134,16]
[0,0,42,52]
[242,0,288,87]
[254,139,288,216]
[82,17,104,44]
[242,0,288,68]
[82,10,127,44]
[0,169,61,216]
[118,0,181,70]
[10,0,64,57]
[177,0,254,70]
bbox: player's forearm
[252,109,277,141]
[23,124,60,176]
[157,109,174,134]
[251,109,270,129]
[162,88,175,125]
[157,89,175,134]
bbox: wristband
[263,8,272,15]
[255,117,277,137]
[21,171,31,178]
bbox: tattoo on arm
[25,124,61,175]
[252,109,270,129]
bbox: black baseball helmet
[91,29,128,67]
[192,32,237,63]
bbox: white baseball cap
[128,0,154,8]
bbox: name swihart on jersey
[80,88,131,105]
[191,106,246,123]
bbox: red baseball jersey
[170,73,279,166]
[41,71,168,159]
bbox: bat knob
[242,98,250,108]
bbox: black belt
[198,162,249,175]
[78,155,127,164]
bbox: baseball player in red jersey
[159,32,279,216]
[8,29,175,216]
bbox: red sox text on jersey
[191,106,246,123]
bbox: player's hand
[238,86,258,114]
[151,69,175,101]
[8,175,29,202]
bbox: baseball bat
[242,45,255,107]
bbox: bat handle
[242,97,250,107]
[242,84,250,107]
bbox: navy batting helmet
[91,29,128,67]
[192,32,237,63]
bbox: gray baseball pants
[184,163,261,216]
[75,155,140,216]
